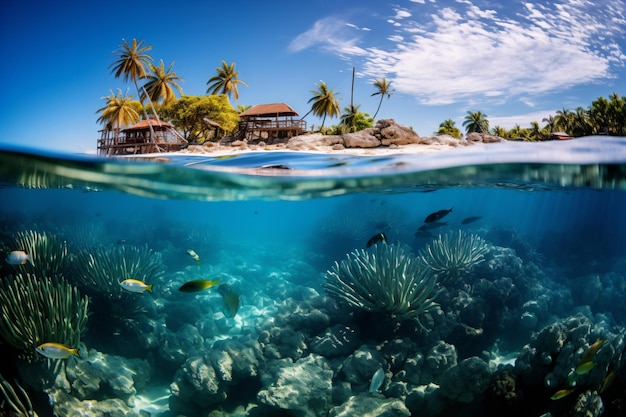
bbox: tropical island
[96,38,626,156]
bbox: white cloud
[489,110,558,129]
[289,17,367,56]
[300,0,625,105]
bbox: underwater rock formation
[438,356,492,403]
[329,393,410,417]
[257,354,334,417]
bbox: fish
[575,360,596,375]
[218,284,240,318]
[178,279,220,293]
[366,232,387,248]
[186,248,202,265]
[35,342,80,359]
[578,339,606,366]
[424,208,453,223]
[119,278,153,293]
[599,370,616,394]
[417,221,447,231]
[550,388,575,400]
[368,367,385,393]
[461,216,482,225]
[5,250,32,266]
[414,230,435,239]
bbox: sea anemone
[324,243,439,328]
[10,230,70,278]
[0,273,88,360]
[419,230,489,286]
[70,244,163,299]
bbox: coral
[47,389,139,417]
[70,244,163,299]
[329,393,411,417]
[438,356,492,403]
[10,230,70,278]
[257,354,334,417]
[0,274,88,359]
[324,244,439,326]
[0,373,37,417]
[339,345,386,391]
[419,230,489,286]
[310,324,361,357]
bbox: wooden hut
[97,118,188,156]
[238,103,306,143]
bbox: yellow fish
[36,342,80,359]
[551,388,575,400]
[218,284,240,318]
[119,278,153,293]
[186,248,201,265]
[578,339,606,365]
[599,371,616,394]
[575,360,596,375]
[178,279,220,293]
[5,250,32,266]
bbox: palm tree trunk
[373,97,383,119]
[133,79,156,148]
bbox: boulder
[343,128,381,148]
[329,394,410,417]
[377,119,421,146]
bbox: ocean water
[0,136,625,417]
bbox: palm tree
[305,81,341,129]
[109,38,155,137]
[528,121,542,141]
[96,89,140,140]
[571,106,591,137]
[554,108,573,134]
[491,125,508,138]
[142,60,184,105]
[463,111,489,134]
[437,119,462,139]
[206,61,247,101]
[542,115,556,133]
[371,78,393,119]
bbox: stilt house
[98,118,188,156]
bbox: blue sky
[1,0,624,153]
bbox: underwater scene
[1,137,626,417]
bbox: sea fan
[419,230,489,286]
[324,243,439,328]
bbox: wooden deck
[241,119,306,142]
[97,138,186,155]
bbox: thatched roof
[240,103,299,118]
[122,118,173,132]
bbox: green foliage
[463,111,489,134]
[159,95,239,143]
[332,104,374,134]
[324,244,439,328]
[70,244,163,300]
[0,274,88,358]
[437,119,462,139]
[206,61,247,101]
[96,88,141,131]
[419,230,489,287]
[307,81,341,129]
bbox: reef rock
[422,341,457,383]
[310,324,361,357]
[257,354,334,417]
[339,344,387,391]
[170,355,227,412]
[329,393,410,417]
[439,356,492,403]
[466,132,505,143]
[48,389,139,417]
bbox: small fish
[178,279,220,293]
[551,388,576,400]
[186,248,202,265]
[414,230,435,239]
[424,208,453,223]
[461,216,482,225]
[578,339,606,366]
[36,342,80,359]
[368,367,385,393]
[366,232,387,248]
[119,278,153,294]
[599,370,616,394]
[5,250,32,266]
[417,221,447,231]
[218,284,240,318]
[575,361,596,375]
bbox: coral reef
[0,274,88,359]
[419,230,489,287]
[10,230,70,278]
[324,244,440,326]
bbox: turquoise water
[0,137,625,417]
